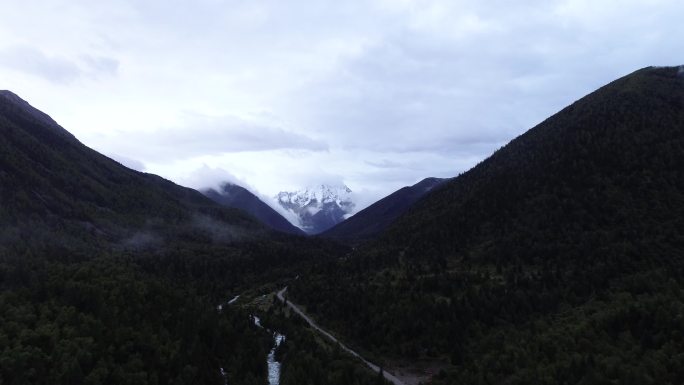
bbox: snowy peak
[275,184,355,234]
[278,184,352,206]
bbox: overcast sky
[1,0,682,210]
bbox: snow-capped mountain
[276,185,355,234]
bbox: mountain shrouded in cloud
[202,182,305,235]
[0,89,265,248]
[276,185,355,234]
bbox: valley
[2,65,684,385]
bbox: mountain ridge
[290,65,684,384]
[0,90,76,141]
[321,177,447,242]
[0,90,265,251]
[381,65,684,255]
[203,182,305,235]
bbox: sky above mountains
[1,0,682,208]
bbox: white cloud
[95,112,328,162]
[0,45,82,83]
[0,0,682,205]
[176,164,244,191]
[108,153,145,171]
[0,45,119,84]
[179,164,303,227]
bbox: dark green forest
[256,298,389,385]
[0,232,355,384]
[289,66,684,384]
[0,252,270,385]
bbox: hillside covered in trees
[321,177,447,243]
[0,90,360,384]
[203,182,304,235]
[290,66,684,384]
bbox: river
[217,297,286,385]
[254,315,286,385]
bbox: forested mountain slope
[0,91,349,385]
[291,66,684,384]
[203,182,304,235]
[380,66,684,261]
[0,90,264,252]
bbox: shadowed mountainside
[203,183,304,235]
[291,66,684,384]
[0,90,265,252]
[321,177,447,243]
[0,90,355,385]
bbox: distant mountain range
[276,185,355,234]
[205,179,451,239]
[0,88,449,244]
[321,177,447,242]
[202,183,304,235]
